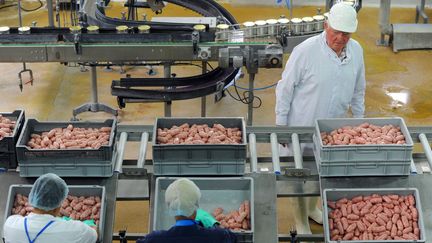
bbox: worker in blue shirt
[137,178,237,243]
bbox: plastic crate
[16,119,116,177]
[0,110,25,170]
[152,117,247,176]
[314,118,413,177]
[323,188,426,243]
[153,177,254,243]
[4,184,106,242]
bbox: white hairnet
[165,178,201,217]
[29,173,69,211]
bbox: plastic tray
[4,184,106,242]
[152,117,247,175]
[0,110,25,170]
[314,118,413,177]
[323,188,426,243]
[153,177,254,243]
[16,119,116,177]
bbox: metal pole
[377,0,392,45]
[247,73,255,126]
[270,133,281,174]
[47,0,54,27]
[249,133,258,173]
[164,62,172,117]
[91,65,98,104]
[201,61,207,117]
[114,132,128,173]
[291,133,303,169]
[17,0,22,27]
[137,132,149,169]
[419,133,432,170]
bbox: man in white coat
[275,2,366,234]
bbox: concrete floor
[0,1,432,242]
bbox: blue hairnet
[29,173,69,211]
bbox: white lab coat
[3,213,97,243]
[275,31,366,156]
[275,31,365,126]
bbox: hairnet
[165,178,201,217]
[29,173,69,211]
[328,2,358,33]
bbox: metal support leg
[377,0,392,46]
[164,63,172,117]
[247,73,255,126]
[416,0,429,23]
[270,133,281,174]
[47,0,54,27]
[72,65,118,119]
[201,61,207,117]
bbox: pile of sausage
[12,194,102,225]
[157,123,242,145]
[26,125,112,149]
[212,200,251,231]
[327,194,420,240]
[320,123,406,145]
[0,115,16,140]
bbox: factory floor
[0,1,432,242]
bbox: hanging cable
[20,0,43,12]
[0,3,17,10]
[233,82,278,91]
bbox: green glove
[195,209,218,228]
[83,219,97,227]
[61,216,96,227]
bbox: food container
[313,15,325,31]
[277,18,290,33]
[138,25,151,33]
[323,188,426,243]
[4,184,107,242]
[152,117,247,175]
[266,19,278,36]
[243,21,256,38]
[302,17,314,33]
[0,26,10,34]
[254,20,267,37]
[314,117,413,177]
[153,177,254,243]
[0,110,25,170]
[193,24,206,32]
[16,119,117,177]
[18,26,30,34]
[290,18,303,35]
[324,12,330,20]
[69,26,82,34]
[216,24,230,42]
[116,25,128,34]
[86,25,99,34]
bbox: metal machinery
[377,0,432,52]
[0,0,329,124]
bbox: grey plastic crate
[0,110,25,170]
[323,188,426,243]
[314,118,413,177]
[153,177,254,243]
[4,184,106,242]
[16,119,116,177]
[152,117,247,175]
[18,162,114,177]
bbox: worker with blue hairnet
[275,2,366,234]
[3,173,97,243]
[137,178,237,243]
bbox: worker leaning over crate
[274,2,366,234]
[137,178,237,243]
[3,173,97,243]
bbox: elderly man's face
[324,22,351,55]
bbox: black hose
[20,0,43,12]
[0,3,17,10]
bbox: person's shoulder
[136,230,168,243]
[4,214,24,226]
[348,38,363,53]
[202,227,237,238]
[292,34,321,55]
